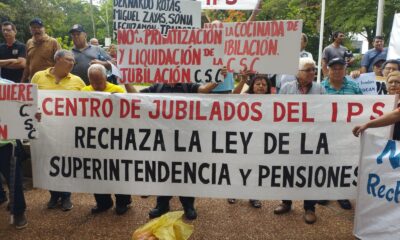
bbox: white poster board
[353,72,378,95]
[354,133,400,240]
[199,0,259,10]
[388,13,400,60]
[0,84,37,140]
[113,0,201,37]
[31,92,395,199]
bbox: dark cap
[29,18,44,27]
[69,24,85,34]
[328,57,346,67]
[372,57,386,67]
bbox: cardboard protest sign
[205,20,303,74]
[353,72,378,95]
[117,28,225,84]
[200,0,259,10]
[31,92,395,199]
[0,84,37,140]
[113,0,201,37]
[354,133,400,240]
[388,13,400,60]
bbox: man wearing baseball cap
[69,24,111,85]
[21,18,60,82]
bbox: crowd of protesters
[0,14,398,231]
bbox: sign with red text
[200,0,259,10]
[354,133,400,240]
[205,20,303,74]
[0,84,37,140]
[31,92,396,199]
[117,28,225,84]
[113,0,201,38]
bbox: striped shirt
[321,77,363,95]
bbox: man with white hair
[274,58,324,224]
[82,64,132,215]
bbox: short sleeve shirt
[31,68,85,90]
[361,48,388,72]
[71,45,111,85]
[321,77,363,95]
[322,44,348,62]
[0,41,26,82]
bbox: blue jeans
[0,142,26,215]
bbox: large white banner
[113,0,201,37]
[31,92,396,200]
[354,133,400,240]
[200,0,259,10]
[0,84,37,140]
[387,13,400,60]
[205,20,303,74]
[117,28,225,84]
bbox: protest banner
[31,91,396,199]
[200,0,259,10]
[205,20,303,74]
[113,0,201,37]
[353,72,378,95]
[387,13,400,60]
[354,133,400,240]
[0,84,37,140]
[117,28,225,84]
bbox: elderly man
[21,18,61,82]
[322,31,354,77]
[81,64,132,215]
[69,24,111,85]
[89,38,99,46]
[0,21,26,83]
[321,57,362,210]
[31,50,85,211]
[274,58,325,224]
[141,81,217,220]
[361,36,387,73]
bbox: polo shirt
[321,77,363,95]
[0,40,26,82]
[361,47,388,72]
[31,68,85,90]
[71,45,111,85]
[280,80,325,95]
[25,34,61,80]
[81,82,125,93]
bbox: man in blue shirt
[360,36,387,73]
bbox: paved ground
[0,178,355,240]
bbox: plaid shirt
[321,77,363,95]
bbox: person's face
[1,25,16,41]
[90,39,99,46]
[328,64,346,82]
[297,63,316,86]
[386,76,400,95]
[252,79,268,94]
[373,38,384,51]
[373,62,384,77]
[30,24,45,41]
[109,45,117,56]
[70,31,87,48]
[335,33,345,44]
[55,53,75,73]
[89,70,107,91]
[383,63,399,77]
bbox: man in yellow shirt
[31,49,85,212]
[82,64,132,215]
[81,64,125,93]
[31,50,85,90]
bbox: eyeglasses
[300,68,316,73]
